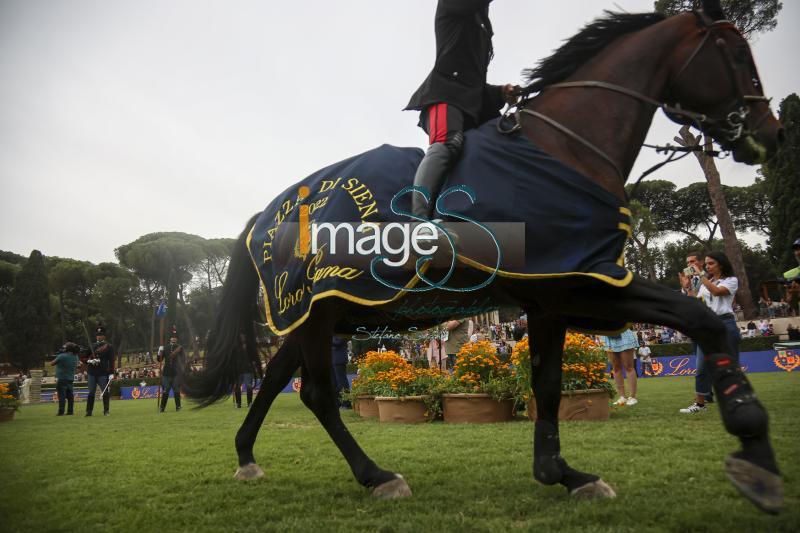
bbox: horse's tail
[184,213,263,407]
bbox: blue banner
[42,389,90,402]
[641,349,799,377]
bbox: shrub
[371,367,446,398]
[346,350,445,417]
[446,340,519,401]
[346,351,408,399]
[511,332,615,399]
[0,383,21,411]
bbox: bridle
[669,12,771,143]
[499,10,771,183]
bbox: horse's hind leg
[540,277,782,513]
[528,315,616,500]
[296,304,410,499]
[233,335,302,480]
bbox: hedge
[650,335,780,357]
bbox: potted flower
[512,333,615,421]
[0,382,21,422]
[346,350,408,418]
[441,340,519,423]
[373,366,447,423]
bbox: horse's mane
[522,11,667,94]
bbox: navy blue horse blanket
[247,119,632,335]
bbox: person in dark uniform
[405,0,518,224]
[81,325,115,416]
[331,336,351,409]
[158,327,185,412]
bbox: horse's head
[666,4,783,164]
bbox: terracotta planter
[375,396,431,423]
[527,389,610,421]
[354,395,379,418]
[442,393,514,423]
[0,407,16,422]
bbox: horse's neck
[522,18,686,202]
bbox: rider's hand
[502,84,520,105]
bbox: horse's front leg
[528,314,616,499]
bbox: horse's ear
[701,0,726,20]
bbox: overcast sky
[1,0,797,264]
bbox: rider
[405,0,517,228]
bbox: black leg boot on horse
[533,277,782,512]
[529,315,616,499]
[704,351,783,513]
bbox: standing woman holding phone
[680,250,740,413]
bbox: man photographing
[50,342,80,416]
[678,252,705,297]
[81,324,115,416]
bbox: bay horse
[186,3,784,514]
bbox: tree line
[0,233,234,371]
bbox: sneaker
[679,402,707,413]
[103,411,110,416]
[612,396,627,406]
[625,397,638,406]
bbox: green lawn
[1,374,797,532]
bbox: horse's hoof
[233,463,265,481]
[372,474,412,500]
[569,479,616,500]
[725,455,783,514]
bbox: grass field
[1,373,797,532]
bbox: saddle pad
[247,119,632,334]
